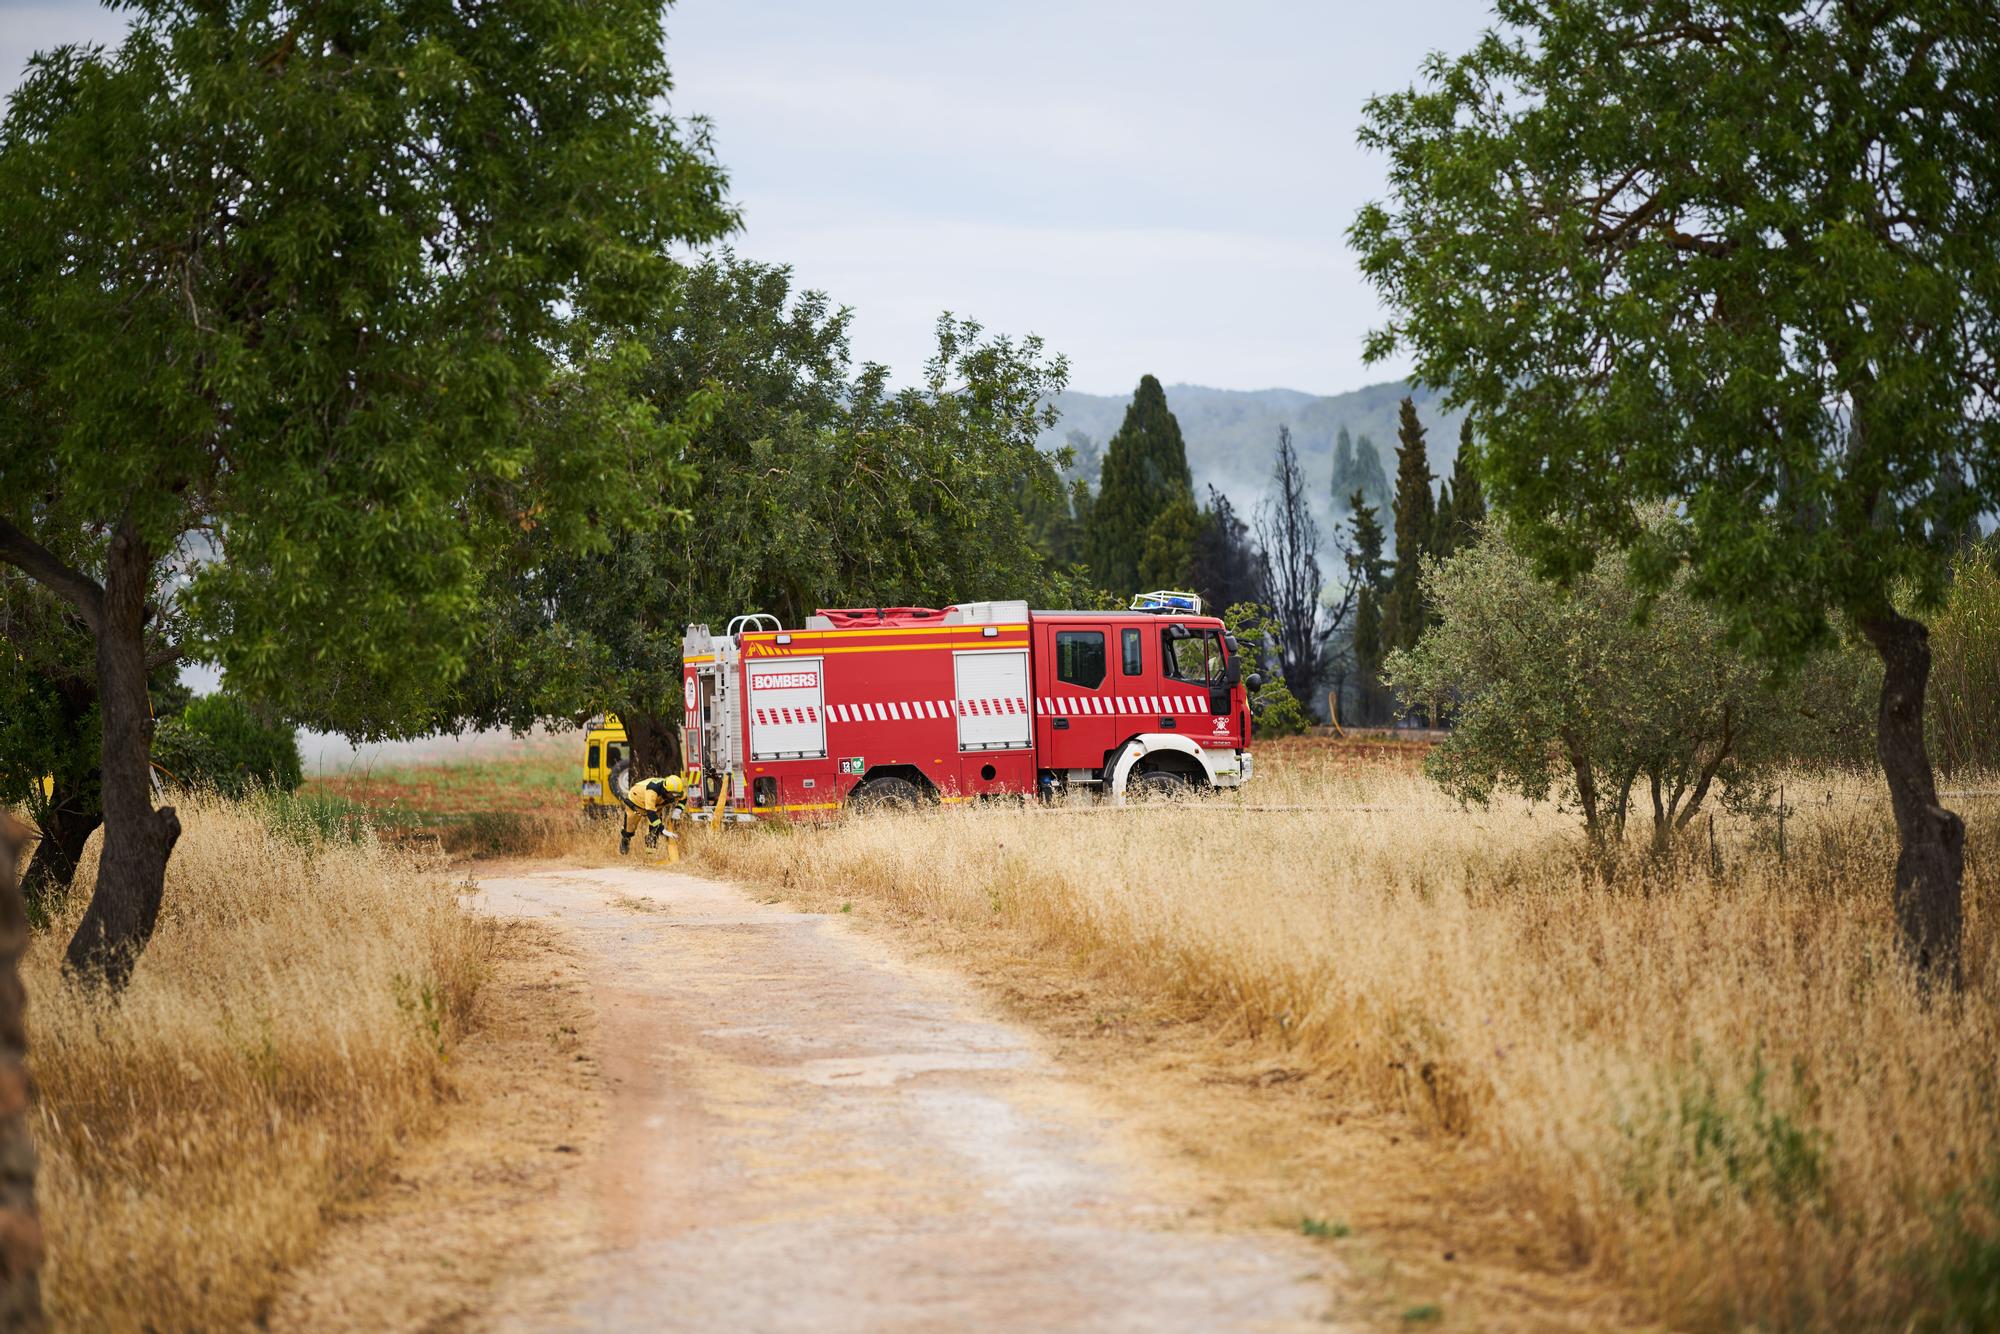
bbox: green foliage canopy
[0,0,735,731]
[0,0,734,982]
[461,256,1086,768]
[1350,0,1999,657]
[153,694,302,799]
[1350,0,1999,978]
[1386,519,1859,846]
[1222,602,1312,737]
[1087,375,1194,593]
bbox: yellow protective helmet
[661,774,686,796]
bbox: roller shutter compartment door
[953,649,1031,752]
[747,658,827,759]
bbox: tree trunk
[1563,733,1604,844]
[1860,611,1965,990]
[0,813,46,1330]
[19,782,99,923]
[624,709,683,781]
[64,530,178,991]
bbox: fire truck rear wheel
[850,775,924,811]
[1127,768,1192,800]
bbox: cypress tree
[1387,396,1435,653]
[1349,490,1389,594]
[1451,418,1487,544]
[1085,374,1193,593]
[1352,433,1391,515]
[1431,481,1457,560]
[1331,425,1356,507]
[1347,489,1390,725]
[1138,492,1202,591]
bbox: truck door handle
[1159,717,1176,729]
[1052,718,1069,730]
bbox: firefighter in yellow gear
[619,773,687,855]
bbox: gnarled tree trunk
[0,813,46,1330]
[1860,611,1965,990]
[63,529,178,991]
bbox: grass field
[27,793,488,1330]
[298,731,2000,1327]
[673,741,1999,1331]
[302,738,592,857]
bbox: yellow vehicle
[579,714,631,817]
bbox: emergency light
[1129,590,1203,615]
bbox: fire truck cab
[680,594,1255,820]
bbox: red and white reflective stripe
[755,706,822,724]
[820,697,1029,722]
[1030,694,1210,714]
[816,694,1219,722]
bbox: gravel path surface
[471,866,1337,1333]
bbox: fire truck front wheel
[849,775,925,811]
[1126,768,1193,801]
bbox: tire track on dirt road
[471,866,1340,1332]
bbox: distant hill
[1039,379,1467,528]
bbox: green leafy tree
[1087,375,1194,593]
[152,694,302,799]
[1138,493,1203,592]
[1387,519,1855,848]
[463,260,1082,775]
[1384,397,1436,655]
[1351,1,2000,982]
[0,0,733,985]
[1222,602,1312,737]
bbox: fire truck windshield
[1162,628,1225,684]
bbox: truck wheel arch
[850,765,937,807]
[1106,735,1217,804]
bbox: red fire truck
[679,594,1257,819]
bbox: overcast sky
[3,0,1496,398]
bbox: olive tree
[0,0,733,986]
[1386,521,1860,848]
[1351,2,1999,982]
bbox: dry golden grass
[26,792,488,1331]
[681,741,2000,1329]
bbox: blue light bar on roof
[1129,590,1203,614]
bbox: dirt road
[469,866,1337,1332]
